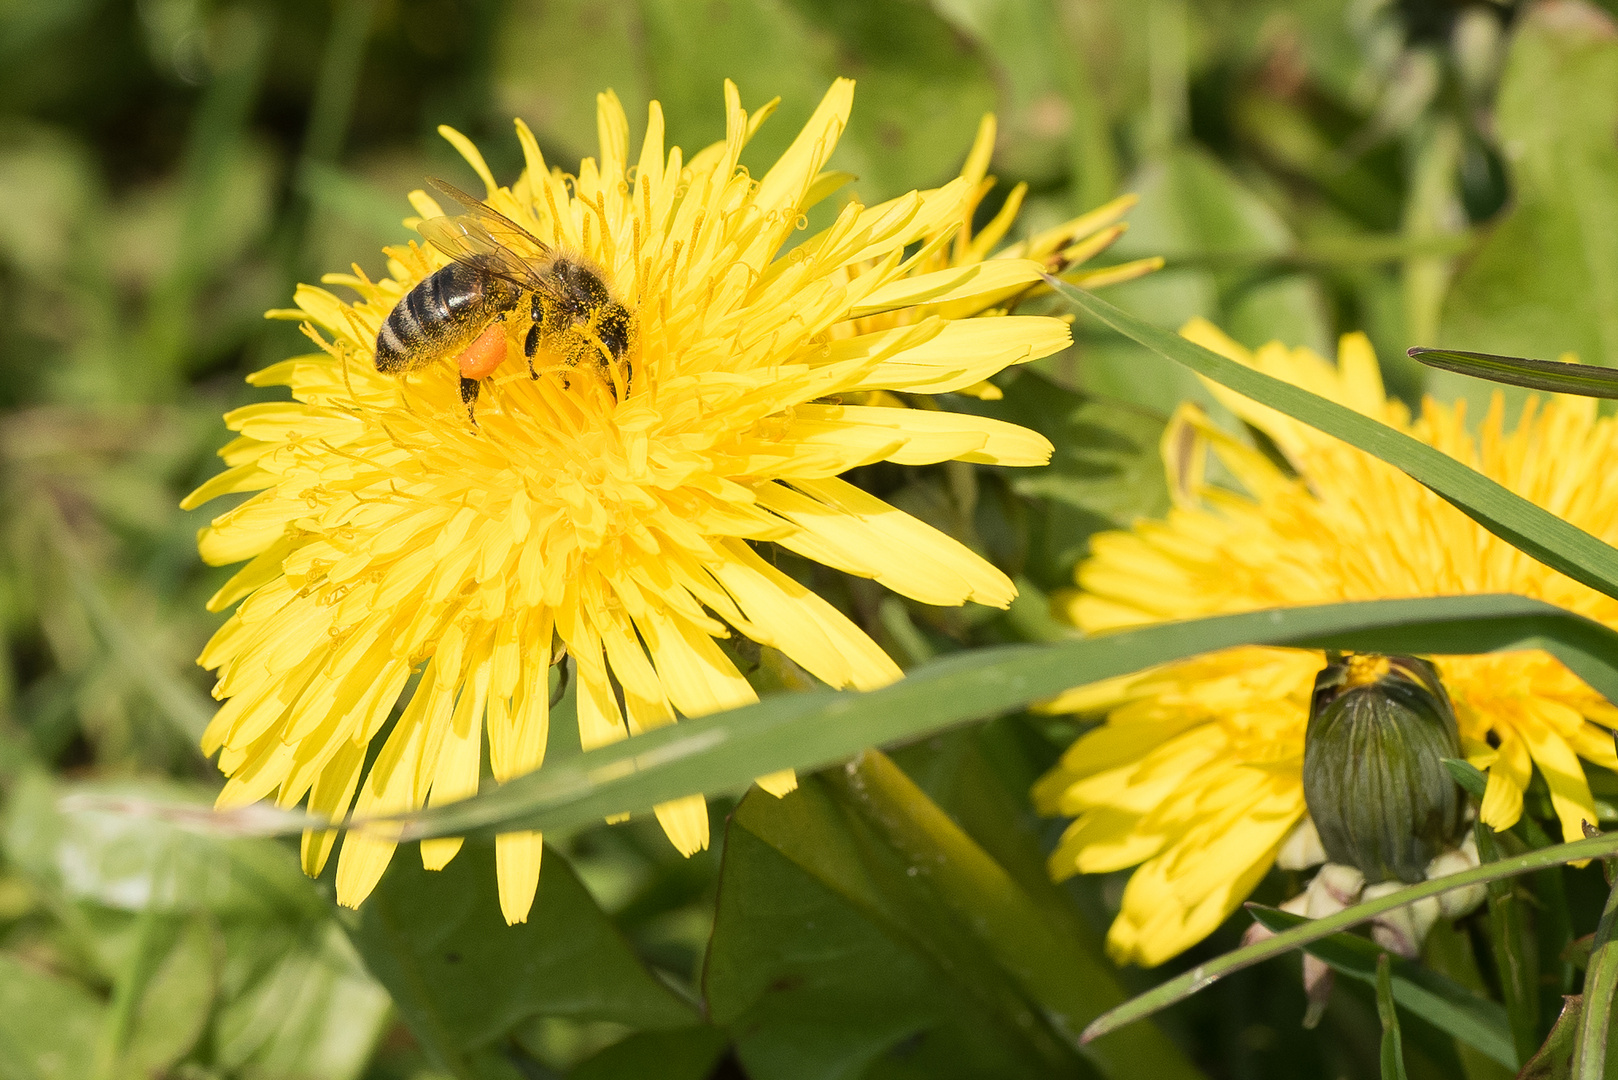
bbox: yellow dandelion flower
[1033,318,1618,967]
[835,113,1160,402]
[188,80,1071,924]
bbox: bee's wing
[416,179,560,297]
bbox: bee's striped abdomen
[375,263,509,374]
[377,271,438,373]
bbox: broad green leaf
[214,921,391,1080]
[1081,829,1618,1044]
[1573,853,1618,1079]
[1377,953,1410,1080]
[386,594,1618,843]
[349,839,695,1078]
[839,749,1202,1078]
[2,775,324,921]
[1249,906,1515,1068]
[705,778,1091,1080]
[1410,348,1618,398]
[1436,3,1618,417]
[962,368,1169,588]
[101,913,218,1080]
[0,955,103,1080]
[1,772,391,1080]
[568,1027,730,1080]
[1074,145,1329,415]
[1048,280,1618,603]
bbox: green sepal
[1303,655,1467,884]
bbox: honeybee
[374,179,633,420]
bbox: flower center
[1343,653,1392,688]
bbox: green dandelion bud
[1302,654,1467,884]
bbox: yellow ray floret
[1036,320,1618,966]
[191,80,1069,922]
[827,112,1154,400]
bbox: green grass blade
[1476,820,1541,1065]
[1081,831,1618,1045]
[378,594,1618,842]
[1378,953,1409,1080]
[1046,280,1618,602]
[1573,848,1618,1079]
[1409,348,1618,399]
[1249,906,1515,1068]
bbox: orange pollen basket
[456,323,509,379]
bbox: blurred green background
[3,0,1615,1078]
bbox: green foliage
[963,367,1170,591]
[496,0,997,206]
[0,954,101,1080]
[1411,346,1618,398]
[395,594,1613,842]
[10,1,1618,1079]
[1436,3,1618,417]
[1476,817,1542,1066]
[705,754,1200,1080]
[1250,906,1514,1068]
[709,779,1089,1079]
[1571,860,1618,1079]
[1517,995,1582,1080]
[1084,828,1618,1046]
[0,774,388,1079]
[1377,953,1410,1080]
[1051,280,1618,603]
[351,840,696,1077]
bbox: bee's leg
[598,303,633,400]
[523,325,541,378]
[459,376,481,425]
[525,294,544,378]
